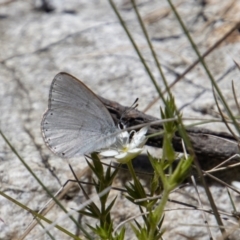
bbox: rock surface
[0,0,240,239]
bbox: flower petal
[130,126,148,148]
[115,148,143,163]
[115,152,127,159]
[128,148,143,154]
[99,149,119,157]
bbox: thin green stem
[149,189,169,239]
[0,191,82,240]
[126,160,143,194]
[166,0,227,235]
[0,129,90,237]
[108,0,165,104]
[166,0,240,135]
[131,0,170,99]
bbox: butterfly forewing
[41,72,117,158]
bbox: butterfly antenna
[119,98,139,129]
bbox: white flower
[100,126,148,163]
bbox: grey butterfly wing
[41,72,117,158]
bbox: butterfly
[41,72,118,158]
